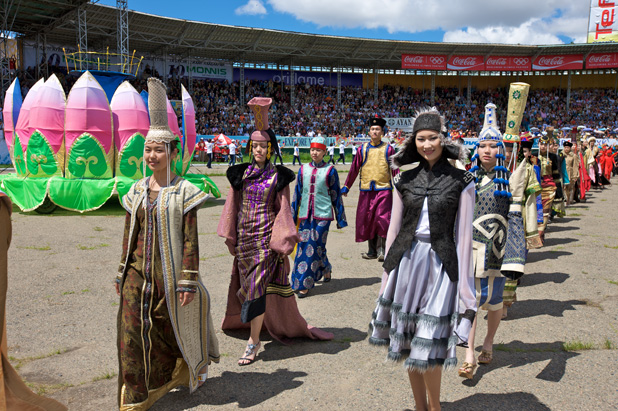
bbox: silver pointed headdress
[469,103,511,198]
[145,77,176,144]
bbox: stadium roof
[14,2,618,70]
[5,0,89,34]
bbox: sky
[99,0,590,45]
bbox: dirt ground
[3,163,618,410]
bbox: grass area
[19,245,51,251]
[9,347,70,370]
[77,243,110,250]
[93,226,104,231]
[92,371,117,382]
[604,339,615,349]
[603,245,618,249]
[608,280,618,286]
[25,381,74,396]
[569,213,583,216]
[200,253,228,260]
[562,340,595,351]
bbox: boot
[377,237,386,262]
[361,237,377,259]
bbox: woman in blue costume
[291,136,347,297]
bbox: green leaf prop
[118,134,145,179]
[12,135,27,176]
[26,131,59,177]
[67,134,110,179]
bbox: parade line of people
[1,78,612,411]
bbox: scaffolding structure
[117,0,128,71]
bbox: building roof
[15,3,618,70]
[8,0,89,34]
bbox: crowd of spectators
[12,67,618,137]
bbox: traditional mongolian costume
[562,141,579,205]
[537,128,562,242]
[577,139,591,201]
[468,104,526,315]
[1,192,68,411]
[368,108,476,372]
[217,98,333,343]
[290,137,347,292]
[116,78,219,410]
[519,139,543,250]
[342,117,397,260]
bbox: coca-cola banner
[532,54,584,70]
[586,52,618,68]
[447,55,485,71]
[485,56,532,71]
[401,54,447,70]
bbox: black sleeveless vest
[382,159,474,282]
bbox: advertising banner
[586,52,618,68]
[532,54,583,70]
[385,117,414,131]
[233,68,363,87]
[447,55,485,71]
[588,0,618,43]
[485,56,532,71]
[401,54,447,70]
[167,61,232,81]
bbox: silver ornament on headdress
[469,103,511,198]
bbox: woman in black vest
[368,108,476,411]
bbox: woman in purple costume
[218,97,333,367]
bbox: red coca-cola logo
[486,57,507,65]
[589,54,612,63]
[430,56,445,64]
[452,57,479,66]
[538,56,564,66]
[403,55,424,64]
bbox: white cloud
[235,0,267,16]
[266,0,590,44]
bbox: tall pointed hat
[145,77,176,144]
[469,103,511,198]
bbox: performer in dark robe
[342,117,398,261]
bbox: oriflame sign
[401,54,447,70]
[586,52,618,68]
[532,55,583,70]
[485,56,531,71]
[447,55,485,71]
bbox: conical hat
[479,103,502,141]
[145,77,176,144]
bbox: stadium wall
[363,72,618,90]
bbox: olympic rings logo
[430,56,445,64]
[513,58,529,65]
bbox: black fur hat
[390,107,467,168]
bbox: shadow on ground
[221,327,366,362]
[307,276,381,296]
[441,392,551,410]
[541,236,578,247]
[152,368,307,409]
[526,249,572,264]
[501,298,585,321]
[520,272,569,287]
[462,341,579,386]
